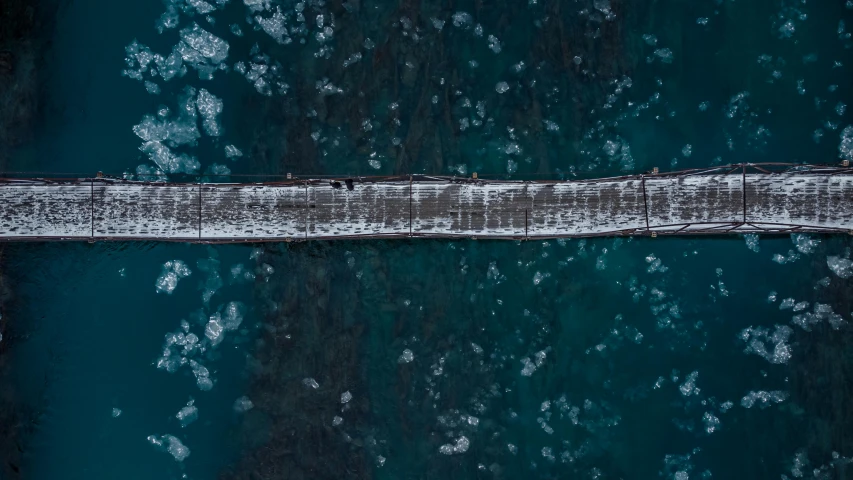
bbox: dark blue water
[0,0,852,479]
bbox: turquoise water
[0,0,852,479]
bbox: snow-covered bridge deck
[0,164,850,242]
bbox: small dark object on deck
[345,179,354,191]
[331,181,342,189]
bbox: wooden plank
[93,184,198,239]
[201,185,304,239]
[0,183,91,238]
[745,174,853,230]
[528,180,646,236]
[645,175,744,230]
[412,183,529,237]
[306,183,409,238]
[410,183,457,235]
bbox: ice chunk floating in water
[791,234,819,254]
[224,144,243,159]
[233,396,254,413]
[741,390,788,409]
[827,256,853,279]
[177,23,229,79]
[303,378,320,389]
[155,260,192,294]
[133,87,203,174]
[439,436,470,455]
[147,434,191,461]
[839,125,853,161]
[398,349,414,363]
[739,325,793,364]
[196,88,223,136]
[176,399,198,427]
[743,234,760,253]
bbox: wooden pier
[0,164,850,242]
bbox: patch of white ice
[147,434,191,461]
[155,260,192,294]
[233,395,254,413]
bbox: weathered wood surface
[0,171,850,241]
[0,185,91,237]
[94,184,199,239]
[527,180,646,236]
[200,185,303,239]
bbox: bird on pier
[345,178,354,191]
[330,181,342,189]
